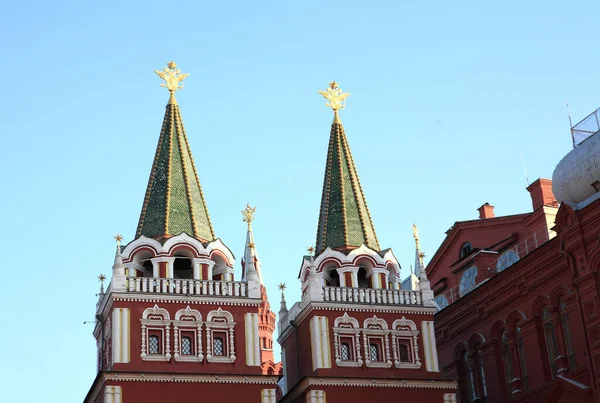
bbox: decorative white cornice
[103,372,279,384]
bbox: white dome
[552,131,600,204]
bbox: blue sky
[1,1,599,401]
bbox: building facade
[276,82,456,402]
[83,68,457,402]
[427,119,600,402]
[84,63,281,403]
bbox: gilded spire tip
[154,62,189,103]
[318,81,349,120]
[242,203,256,230]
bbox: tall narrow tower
[277,82,456,402]
[84,63,281,403]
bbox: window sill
[141,353,171,361]
[365,360,392,368]
[174,354,204,362]
[394,361,421,369]
[336,359,363,367]
[207,355,236,363]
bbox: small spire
[278,282,288,315]
[154,61,189,104]
[242,204,263,285]
[318,81,350,124]
[412,224,426,280]
[98,273,106,294]
[412,224,420,250]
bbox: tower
[277,82,456,402]
[84,63,281,403]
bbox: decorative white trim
[142,304,170,320]
[306,390,326,403]
[261,389,277,403]
[111,308,130,364]
[443,393,458,403]
[140,304,171,361]
[245,313,261,366]
[363,315,392,368]
[421,321,440,372]
[205,307,236,363]
[103,385,122,403]
[103,372,280,384]
[333,312,363,367]
[391,317,421,369]
[310,316,332,370]
[173,306,203,362]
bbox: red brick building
[427,111,600,402]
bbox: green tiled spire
[315,113,380,254]
[136,95,215,242]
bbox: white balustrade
[323,286,423,306]
[125,277,248,298]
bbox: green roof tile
[315,121,380,254]
[136,102,215,242]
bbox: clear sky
[1,0,599,401]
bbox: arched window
[463,351,476,402]
[560,301,577,370]
[205,308,236,363]
[543,307,559,376]
[501,331,514,396]
[516,326,529,391]
[181,336,192,355]
[460,242,473,259]
[333,313,362,367]
[357,268,369,289]
[459,266,478,297]
[173,256,193,279]
[328,269,340,287]
[496,249,519,272]
[436,295,449,310]
[149,335,160,354]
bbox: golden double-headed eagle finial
[242,203,256,229]
[318,81,350,113]
[154,61,189,93]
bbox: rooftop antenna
[520,152,529,187]
[567,100,575,147]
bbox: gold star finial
[114,234,123,246]
[419,252,426,259]
[307,246,315,256]
[98,273,106,283]
[318,81,350,113]
[278,282,286,292]
[242,203,257,230]
[154,62,189,94]
[247,242,255,249]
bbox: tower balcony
[126,276,249,297]
[323,286,423,306]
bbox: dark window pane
[149,335,160,354]
[181,336,192,355]
[214,337,224,356]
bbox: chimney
[527,178,558,211]
[478,203,495,219]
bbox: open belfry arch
[84,66,454,402]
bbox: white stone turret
[301,255,324,306]
[111,244,127,292]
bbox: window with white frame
[362,316,392,368]
[333,312,363,367]
[140,304,171,361]
[205,308,236,363]
[391,317,421,369]
[173,306,203,362]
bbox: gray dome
[552,131,600,204]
